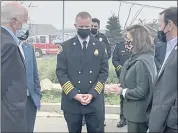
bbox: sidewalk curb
[40,103,120,114]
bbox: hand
[74,94,86,103]
[74,94,93,105]
[110,84,122,95]
[81,94,93,105]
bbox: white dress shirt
[77,35,90,49]
[159,37,177,75]
[18,41,29,96]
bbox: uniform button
[90,71,92,73]
[78,81,81,84]
[79,71,81,74]
[89,81,92,83]
[78,90,80,92]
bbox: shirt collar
[166,37,177,52]
[77,35,90,45]
[1,25,19,45]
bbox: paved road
[34,117,127,132]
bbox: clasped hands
[109,84,123,95]
[74,94,93,105]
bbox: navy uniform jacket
[56,35,109,114]
[94,32,111,59]
[112,42,130,77]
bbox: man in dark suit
[154,36,167,72]
[148,7,177,132]
[1,2,28,132]
[18,30,41,132]
[56,11,108,133]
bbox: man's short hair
[92,18,100,26]
[75,11,91,21]
[160,7,177,27]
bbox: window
[40,36,46,43]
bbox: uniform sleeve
[88,46,109,98]
[112,45,122,72]
[125,61,149,100]
[56,45,79,100]
[103,35,111,59]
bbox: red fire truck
[28,34,75,58]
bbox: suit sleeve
[88,45,109,98]
[112,45,122,72]
[125,61,149,100]
[56,45,79,100]
[103,35,111,59]
[32,46,42,98]
[1,42,17,97]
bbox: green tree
[105,14,123,45]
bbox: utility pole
[62,0,65,42]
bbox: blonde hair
[75,11,92,22]
[126,24,154,54]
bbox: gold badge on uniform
[94,49,99,56]
[99,37,103,41]
[57,45,63,54]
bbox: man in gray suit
[148,7,177,133]
[1,2,29,132]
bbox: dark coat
[119,51,157,123]
[1,27,27,132]
[94,32,111,59]
[112,42,131,78]
[22,43,41,109]
[149,43,177,132]
[56,35,108,114]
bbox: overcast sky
[2,1,177,30]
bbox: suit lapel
[155,44,177,83]
[72,36,83,62]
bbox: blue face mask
[16,23,29,38]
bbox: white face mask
[16,23,29,37]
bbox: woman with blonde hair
[111,24,157,133]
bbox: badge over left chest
[99,37,103,42]
[94,49,99,56]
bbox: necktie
[83,41,87,52]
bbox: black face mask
[18,30,29,41]
[157,24,169,42]
[158,31,168,42]
[77,28,90,39]
[90,28,98,35]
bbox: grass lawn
[41,89,120,105]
